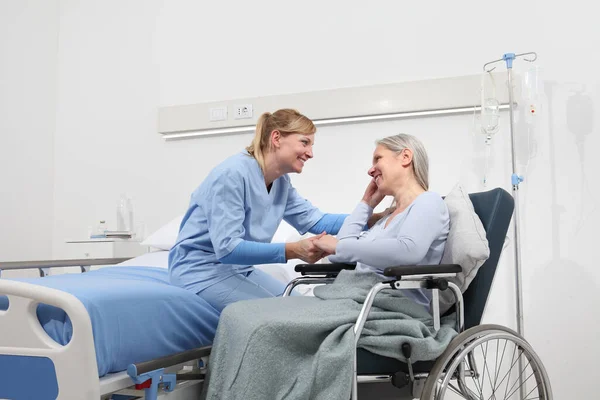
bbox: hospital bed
[0,248,303,400]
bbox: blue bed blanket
[0,267,220,377]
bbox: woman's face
[367,145,407,195]
[275,132,314,173]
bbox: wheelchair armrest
[383,264,462,278]
[294,263,356,275]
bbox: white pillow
[439,183,490,313]
[116,251,170,268]
[141,215,184,251]
[89,250,170,271]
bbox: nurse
[169,108,348,312]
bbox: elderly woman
[201,133,455,400]
[313,133,449,311]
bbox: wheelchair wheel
[420,324,552,400]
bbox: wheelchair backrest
[460,188,514,329]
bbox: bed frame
[0,258,210,400]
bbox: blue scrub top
[169,151,324,293]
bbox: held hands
[362,179,385,209]
[312,234,339,255]
[286,232,330,264]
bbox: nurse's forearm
[307,213,349,235]
[220,240,286,265]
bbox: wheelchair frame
[284,261,551,400]
[284,263,466,399]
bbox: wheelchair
[282,187,553,400]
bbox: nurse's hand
[285,233,327,263]
[313,234,338,255]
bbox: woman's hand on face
[286,233,328,264]
[313,234,338,255]
[362,179,385,209]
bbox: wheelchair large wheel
[421,324,552,400]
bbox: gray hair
[376,133,429,190]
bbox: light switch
[209,107,228,121]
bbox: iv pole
[483,52,537,400]
[482,52,537,339]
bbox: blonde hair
[376,133,429,190]
[246,109,316,172]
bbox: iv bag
[481,97,500,134]
[480,72,500,135]
[522,65,542,100]
[521,65,543,122]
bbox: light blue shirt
[329,192,450,310]
[169,151,340,293]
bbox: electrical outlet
[234,104,253,119]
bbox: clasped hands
[286,233,338,264]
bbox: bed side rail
[0,279,100,399]
[0,257,130,277]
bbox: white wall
[0,0,58,277]
[3,0,597,397]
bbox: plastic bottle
[91,220,107,238]
[117,195,134,232]
[126,197,134,233]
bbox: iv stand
[483,52,537,400]
[483,51,537,339]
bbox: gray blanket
[201,271,457,400]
